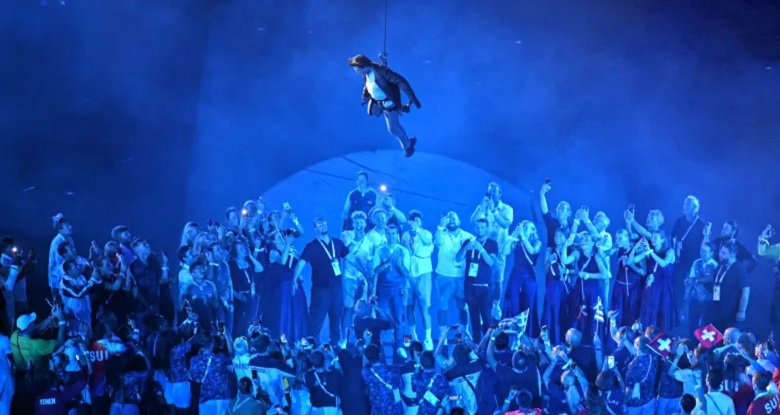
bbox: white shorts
[199,399,230,415]
[311,407,341,415]
[154,371,192,408]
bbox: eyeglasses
[315,221,328,227]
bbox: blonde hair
[180,222,199,247]
[648,210,665,227]
[593,211,610,228]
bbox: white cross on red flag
[694,324,724,349]
[649,333,675,358]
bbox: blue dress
[611,248,643,328]
[573,252,603,344]
[269,257,309,339]
[542,249,571,345]
[503,241,539,336]
[639,251,676,330]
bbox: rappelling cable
[379,0,389,66]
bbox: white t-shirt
[365,69,389,103]
[696,391,736,415]
[366,229,388,257]
[48,234,72,288]
[673,368,702,395]
[341,231,374,280]
[178,265,193,300]
[485,201,513,250]
[233,353,255,383]
[405,229,434,277]
[435,229,474,278]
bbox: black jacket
[361,63,419,109]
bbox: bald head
[724,327,741,345]
[565,328,582,347]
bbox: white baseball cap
[16,313,37,331]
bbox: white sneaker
[423,338,434,351]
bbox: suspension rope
[380,0,389,66]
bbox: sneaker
[405,137,417,158]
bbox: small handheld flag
[694,324,724,349]
[649,333,675,358]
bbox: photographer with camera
[487,326,543,412]
[304,349,343,415]
[248,333,296,411]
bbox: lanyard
[714,263,732,286]
[370,367,394,390]
[242,269,252,286]
[622,258,630,296]
[550,252,559,277]
[579,253,592,274]
[317,238,336,261]
[232,396,252,412]
[200,356,213,384]
[314,370,340,407]
[679,216,700,243]
[426,373,437,390]
[578,254,594,302]
[520,241,534,266]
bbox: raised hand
[761,224,775,240]
[607,310,619,321]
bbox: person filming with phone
[434,212,473,341]
[456,218,498,342]
[372,224,411,345]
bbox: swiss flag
[649,333,675,358]
[694,324,724,349]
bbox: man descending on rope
[348,54,421,158]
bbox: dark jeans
[710,302,739,332]
[376,283,405,344]
[465,284,492,342]
[308,283,343,345]
[688,299,712,328]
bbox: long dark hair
[585,383,608,414]
[691,346,711,390]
